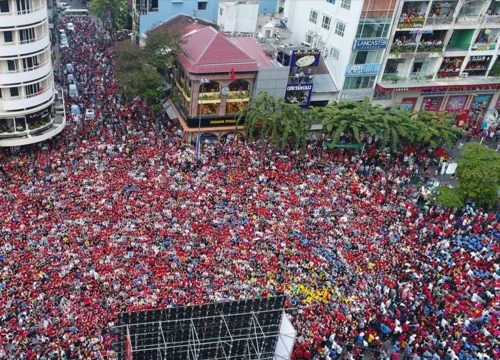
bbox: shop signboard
[185,115,243,128]
[339,88,374,101]
[401,97,417,111]
[446,95,468,111]
[345,64,381,76]
[285,83,313,108]
[352,39,388,51]
[286,49,321,108]
[26,105,52,123]
[421,96,443,111]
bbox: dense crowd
[0,17,499,360]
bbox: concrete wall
[218,2,259,33]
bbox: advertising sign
[186,115,242,128]
[421,96,443,111]
[345,64,381,76]
[401,97,417,111]
[446,95,468,111]
[286,49,320,109]
[352,39,388,50]
[26,105,51,123]
[339,89,375,101]
[285,83,313,108]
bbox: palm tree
[375,107,420,152]
[237,92,310,149]
[316,99,381,144]
[413,111,463,148]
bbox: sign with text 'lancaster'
[353,39,388,50]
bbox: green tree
[316,99,380,144]
[238,92,310,149]
[413,111,463,148]
[89,0,128,36]
[457,143,500,208]
[144,30,184,72]
[115,41,167,113]
[436,186,464,208]
[374,107,420,152]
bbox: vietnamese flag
[230,68,235,80]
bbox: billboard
[26,105,52,123]
[352,39,388,50]
[345,64,381,76]
[285,49,321,108]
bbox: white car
[66,22,75,31]
[60,40,68,48]
[85,109,95,120]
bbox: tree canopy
[238,92,311,149]
[413,112,463,148]
[89,0,128,34]
[143,30,184,72]
[457,143,499,208]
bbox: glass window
[322,16,331,30]
[4,31,13,43]
[10,87,19,97]
[7,59,16,71]
[335,22,346,37]
[350,50,383,65]
[25,82,40,97]
[0,0,10,13]
[16,0,31,13]
[341,0,351,10]
[219,8,223,16]
[356,20,390,38]
[149,0,158,11]
[198,1,207,10]
[305,34,313,44]
[327,0,335,4]
[309,10,318,24]
[330,47,340,60]
[343,76,376,90]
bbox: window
[219,8,223,16]
[343,76,376,90]
[4,31,13,43]
[335,22,346,36]
[7,60,17,71]
[317,41,326,50]
[149,0,158,12]
[309,10,318,23]
[198,1,207,10]
[341,0,351,10]
[10,87,19,97]
[305,34,313,44]
[22,55,39,70]
[25,83,40,97]
[322,16,331,30]
[327,0,335,4]
[330,47,340,60]
[0,0,9,13]
[16,0,32,13]
[20,28,35,43]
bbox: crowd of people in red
[0,17,498,360]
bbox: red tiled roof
[179,27,258,74]
[229,37,274,68]
[148,14,215,36]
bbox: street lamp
[196,77,210,160]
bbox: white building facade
[0,0,65,147]
[374,0,500,128]
[284,0,365,93]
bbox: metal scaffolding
[114,297,287,360]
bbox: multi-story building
[374,0,500,128]
[340,0,398,101]
[0,0,65,147]
[284,0,366,96]
[131,0,279,43]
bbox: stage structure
[112,296,294,360]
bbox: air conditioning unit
[461,72,468,78]
[301,42,311,47]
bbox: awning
[312,74,338,94]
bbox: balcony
[0,79,54,113]
[390,44,417,54]
[198,92,221,104]
[408,72,434,81]
[436,71,460,78]
[471,43,497,51]
[417,43,444,52]
[0,60,51,85]
[0,4,47,28]
[0,32,49,57]
[484,15,500,25]
[227,90,250,102]
[425,16,454,25]
[456,15,481,24]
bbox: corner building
[0,0,65,147]
[374,0,500,128]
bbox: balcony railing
[417,43,444,52]
[381,73,402,83]
[484,15,500,24]
[397,16,425,29]
[437,70,460,78]
[463,68,488,76]
[456,15,481,24]
[227,90,250,101]
[471,43,497,51]
[425,16,454,25]
[2,31,48,46]
[0,4,45,16]
[408,72,434,81]
[198,92,221,104]
[445,44,471,52]
[390,44,417,53]
[0,59,49,74]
